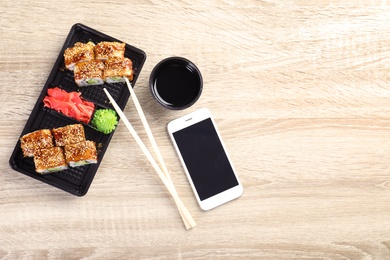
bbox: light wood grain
[2,0,390,259]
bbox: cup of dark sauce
[149,57,203,110]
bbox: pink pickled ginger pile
[43,87,95,124]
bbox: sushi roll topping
[103,58,134,82]
[64,41,95,70]
[94,41,125,60]
[33,147,68,174]
[74,60,105,81]
[20,129,54,157]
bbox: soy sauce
[151,61,202,109]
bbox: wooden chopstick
[125,78,173,183]
[124,78,192,227]
[103,88,196,229]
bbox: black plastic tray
[9,23,147,196]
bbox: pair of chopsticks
[103,78,196,229]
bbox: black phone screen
[173,118,239,201]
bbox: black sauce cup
[149,57,203,110]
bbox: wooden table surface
[2,0,390,259]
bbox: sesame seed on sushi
[94,41,125,60]
[33,147,68,174]
[74,60,105,87]
[64,42,95,71]
[20,129,54,157]
[64,140,98,167]
[52,124,86,147]
[103,57,134,83]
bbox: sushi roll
[64,140,98,167]
[74,60,105,87]
[103,57,134,83]
[20,129,54,157]
[33,147,68,174]
[52,124,86,147]
[64,42,95,70]
[94,41,125,60]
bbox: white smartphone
[167,108,243,210]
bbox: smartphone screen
[172,118,239,201]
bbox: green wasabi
[91,109,118,134]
